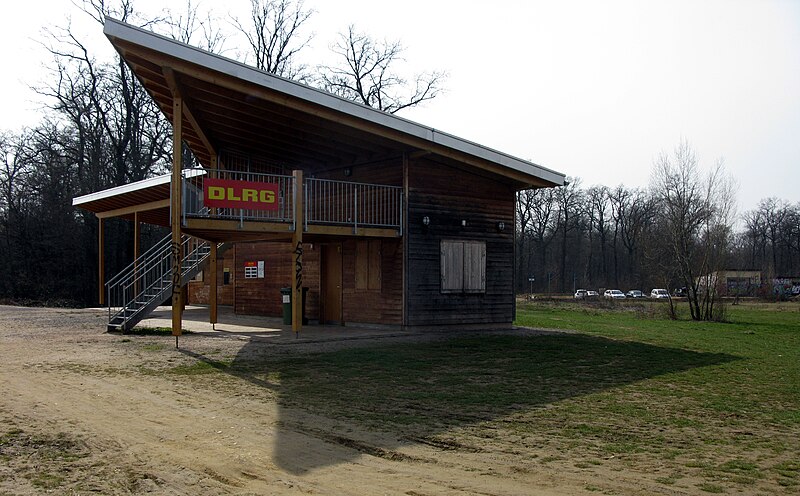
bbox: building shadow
[179,331,735,475]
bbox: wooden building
[73,18,565,334]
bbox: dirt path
[1,305,703,495]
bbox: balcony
[181,168,403,240]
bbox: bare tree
[650,141,737,321]
[554,178,583,292]
[586,185,610,285]
[528,187,559,292]
[759,198,790,276]
[231,0,313,79]
[37,1,172,186]
[613,186,655,288]
[317,25,446,113]
[28,0,172,303]
[608,185,628,287]
[515,189,535,291]
[166,0,227,53]
[742,207,767,270]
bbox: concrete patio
[136,305,420,344]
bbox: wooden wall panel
[232,241,321,320]
[368,239,382,290]
[406,157,516,326]
[341,238,403,325]
[315,157,403,186]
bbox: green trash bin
[280,287,292,325]
[281,287,309,325]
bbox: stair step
[106,235,213,331]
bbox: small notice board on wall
[245,261,265,279]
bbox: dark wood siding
[316,157,403,186]
[406,157,516,326]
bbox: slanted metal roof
[103,17,565,189]
[72,170,205,225]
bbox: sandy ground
[0,305,740,495]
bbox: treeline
[0,4,172,305]
[0,123,169,305]
[515,180,800,295]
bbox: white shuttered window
[440,240,486,293]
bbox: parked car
[574,289,588,300]
[650,288,670,299]
[604,289,626,299]
[626,290,645,298]
[673,287,687,297]
[586,290,600,299]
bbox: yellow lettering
[259,190,276,203]
[208,186,225,200]
[227,187,241,201]
[242,189,257,202]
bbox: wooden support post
[98,218,105,306]
[291,169,304,334]
[171,94,183,337]
[210,243,218,325]
[209,152,218,326]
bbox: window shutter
[464,241,486,292]
[441,240,464,292]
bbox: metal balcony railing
[182,168,295,226]
[304,177,403,231]
[181,168,403,233]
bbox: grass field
[513,300,800,491]
[191,299,800,493]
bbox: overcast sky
[1,0,798,213]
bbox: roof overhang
[103,17,565,190]
[72,169,205,225]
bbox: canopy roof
[72,170,205,226]
[103,18,565,189]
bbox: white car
[574,289,588,299]
[604,289,626,299]
[650,288,670,299]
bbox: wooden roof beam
[163,67,217,160]
[95,199,170,219]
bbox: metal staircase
[105,234,225,332]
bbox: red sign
[204,179,279,211]
[244,261,257,267]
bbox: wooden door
[321,243,343,324]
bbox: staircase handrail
[105,233,172,288]
[106,233,215,330]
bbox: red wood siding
[233,242,321,318]
[341,238,403,325]
[187,248,234,305]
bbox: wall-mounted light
[343,167,352,177]
[497,221,505,232]
[422,215,431,227]
[461,219,467,227]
